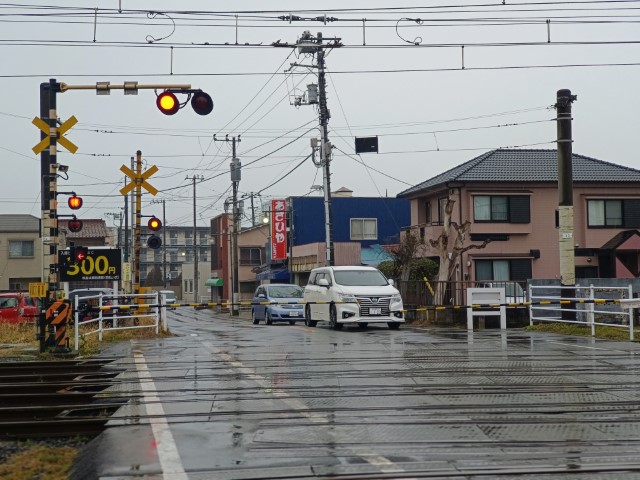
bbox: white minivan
[303,266,404,330]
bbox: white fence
[529,284,636,339]
[73,291,166,347]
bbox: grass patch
[526,321,636,341]
[0,440,87,480]
[0,317,174,359]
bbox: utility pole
[215,135,242,316]
[555,88,577,320]
[186,176,204,302]
[284,31,342,266]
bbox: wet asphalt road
[76,308,640,479]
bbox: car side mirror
[318,278,329,287]
[388,279,394,286]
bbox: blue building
[257,190,410,284]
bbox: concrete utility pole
[284,31,342,266]
[555,88,577,320]
[186,175,204,302]
[230,139,241,316]
[215,135,242,316]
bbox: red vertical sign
[271,199,287,260]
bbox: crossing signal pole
[281,32,342,266]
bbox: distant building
[0,214,42,291]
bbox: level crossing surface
[74,308,640,479]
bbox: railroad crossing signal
[119,164,159,196]
[32,115,78,155]
[156,89,214,116]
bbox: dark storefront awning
[205,277,223,287]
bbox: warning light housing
[147,235,162,250]
[156,91,180,115]
[148,216,162,231]
[191,91,214,116]
[68,195,83,210]
[68,218,83,233]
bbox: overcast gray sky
[1,1,639,228]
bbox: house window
[9,240,34,258]
[587,199,624,227]
[473,195,530,223]
[474,195,508,222]
[437,197,448,225]
[350,218,377,240]
[424,201,431,224]
[475,258,532,282]
[240,247,262,266]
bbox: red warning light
[156,91,179,115]
[68,218,83,233]
[148,217,162,231]
[68,195,83,210]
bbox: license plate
[369,308,381,315]
[289,311,300,317]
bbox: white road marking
[201,341,406,474]
[134,351,188,480]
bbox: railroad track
[0,358,129,439]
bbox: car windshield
[0,297,18,308]
[333,270,389,287]
[268,286,304,298]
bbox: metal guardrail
[529,284,636,339]
[73,292,163,346]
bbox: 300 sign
[58,248,122,281]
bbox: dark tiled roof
[397,149,640,198]
[0,214,40,232]
[59,219,108,239]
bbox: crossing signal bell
[156,89,214,116]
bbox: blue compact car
[251,284,304,325]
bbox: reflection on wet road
[80,309,640,479]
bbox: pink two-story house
[397,149,640,285]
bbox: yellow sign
[119,164,159,196]
[29,282,47,298]
[32,115,78,155]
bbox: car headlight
[390,294,402,303]
[338,293,357,303]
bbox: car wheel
[304,305,317,327]
[289,320,296,325]
[266,310,273,325]
[252,309,259,325]
[387,322,401,330]
[330,304,343,330]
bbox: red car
[0,293,39,324]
